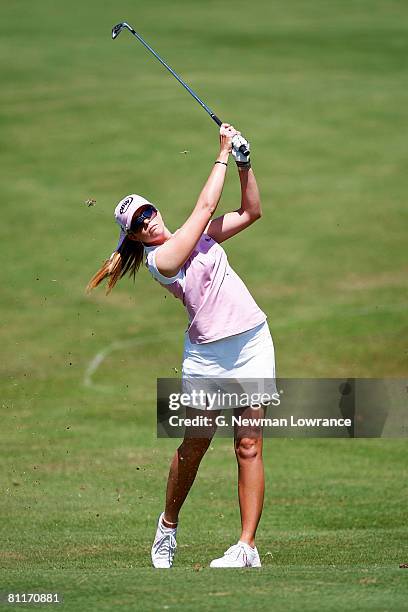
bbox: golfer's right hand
[219,123,239,154]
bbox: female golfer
[87,124,276,568]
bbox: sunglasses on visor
[130,205,157,232]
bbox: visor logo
[119,196,133,214]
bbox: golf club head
[112,22,128,39]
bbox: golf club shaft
[117,23,222,127]
[113,22,250,157]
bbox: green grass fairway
[1,0,407,610]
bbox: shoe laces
[223,543,249,565]
[154,531,177,562]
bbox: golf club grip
[239,144,250,157]
[211,114,250,157]
[210,113,222,127]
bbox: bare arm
[205,164,262,244]
[155,124,237,277]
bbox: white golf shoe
[151,513,177,569]
[210,541,261,568]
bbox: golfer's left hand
[231,134,250,163]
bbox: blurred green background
[1,0,407,610]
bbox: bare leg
[234,406,265,548]
[163,408,218,526]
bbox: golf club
[112,22,250,158]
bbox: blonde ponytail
[86,237,145,294]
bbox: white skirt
[182,321,277,410]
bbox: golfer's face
[128,206,165,244]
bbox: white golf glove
[231,134,251,167]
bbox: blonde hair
[86,236,145,294]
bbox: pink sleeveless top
[144,233,266,344]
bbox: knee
[235,437,261,462]
[179,437,211,461]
